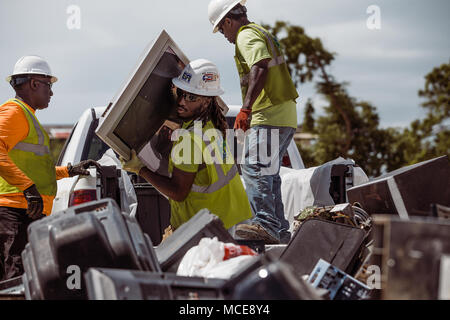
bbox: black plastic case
[155,209,236,272]
[21,199,160,300]
[231,260,321,300]
[84,268,226,300]
[281,218,368,277]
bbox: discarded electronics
[95,30,187,161]
[281,203,371,278]
[86,241,262,300]
[371,215,450,300]
[95,29,228,169]
[21,199,160,300]
[347,155,450,219]
[155,209,236,273]
[97,165,122,208]
[85,251,323,300]
[264,244,287,259]
[232,259,322,300]
[155,209,236,272]
[95,150,139,217]
[220,255,266,299]
[329,163,355,204]
[308,259,371,300]
[85,268,226,300]
[432,203,450,219]
[132,179,171,246]
[281,157,370,233]
[0,276,25,298]
[218,251,324,300]
[235,239,266,254]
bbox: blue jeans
[241,125,295,243]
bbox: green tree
[264,21,353,155]
[416,61,450,159]
[264,21,390,176]
[264,21,448,176]
[386,61,450,169]
[296,98,318,168]
[313,97,389,177]
[419,61,450,122]
[301,98,316,133]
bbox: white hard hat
[6,55,58,83]
[208,0,247,33]
[172,59,225,97]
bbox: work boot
[235,223,280,245]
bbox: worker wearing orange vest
[0,55,100,281]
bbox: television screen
[96,30,229,176]
[113,49,184,154]
[95,30,189,170]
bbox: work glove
[23,184,44,220]
[67,160,101,177]
[161,225,174,242]
[120,149,145,175]
[233,108,252,132]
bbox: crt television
[96,30,187,164]
[96,29,229,175]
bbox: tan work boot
[235,223,280,245]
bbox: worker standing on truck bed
[121,59,252,232]
[208,0,299,244]
[0,55,100,281]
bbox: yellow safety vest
[0,99,56,196]
[234,23,299,112]
[168,120,252,229]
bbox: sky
[0,0,449,129]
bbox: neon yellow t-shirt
[236,28,298,129]
[168,120,252,230]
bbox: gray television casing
[347,155,450,218]
[95,29,228,161]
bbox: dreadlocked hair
[197,97,229,138]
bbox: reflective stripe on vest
[237,24,286,85]
[185,124,239,194]
[234,23,299,113]
[0,99,56,197]
[12,99,50,156]
[191,163,238,194]
[244,24,286,69]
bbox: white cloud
[0,0,448,129]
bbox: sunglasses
[176,88,201,102]
[33,78,53,89]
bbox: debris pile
[0,156,448,300]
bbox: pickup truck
[53,105,308,245]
